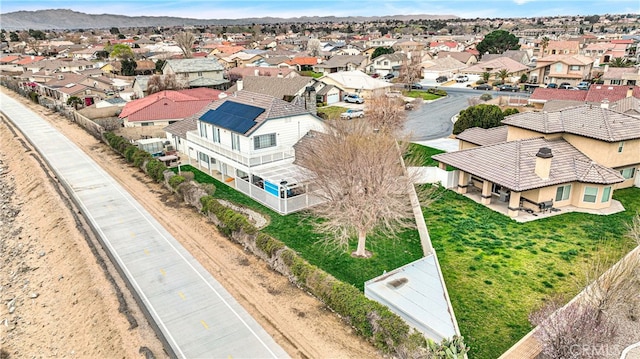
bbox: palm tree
[482,71,491,82]
[540,36,550,57]
[609,57,632,68]
[495,69,511,83]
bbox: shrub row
[103,131,166,183]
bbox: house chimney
[535,147,553,180]
[627,87,634,98]
[254,69,259,76]
[601,99,609,109]
[237,79,243,91]
[277,71,283,78]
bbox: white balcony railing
[186,131,295,168]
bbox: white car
[456,75,469,83]
[343,94,364,104]
[340,109,364,119]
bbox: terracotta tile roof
[0,55,21,63]
[227,67,296,78]
[542,100,586,112]
[432,137,624,192]
[190,90,311,135]
[585,85,640,103]
[547,40,580,50]
[119,89,222,122]
[285,57,320,66]
[530,88,588,102]
[502,104,640,142]
[456,126,508,146]
[15,56,45,65]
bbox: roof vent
[387,277,408,289]
[536,147,553,159]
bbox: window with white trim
[601,186,611,203]
[618,141,624,153]
[555,184,571,201]
[583,186,598,203]
[254,133,277,150]
[621,167,636,179]
[199,122,207,139]
[231,133,240,151]
[213,127,220,143]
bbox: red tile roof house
[528,84,640,109]
[119,89,224,128]
[432,105,640,218]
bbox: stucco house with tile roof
[119,89,224,127]
[318,70,392,99]
[433,105,639,217]
[463,57,530,82]
[526,54,594,86]
[163,90,325,214]
[313,55,367,75]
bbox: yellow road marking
[200,320,209,330]
[178,291,186,300]
[160,268,166,276]
[130,232,136,238]
[144,249,150,256]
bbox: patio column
[508,191,522,217]
[481,180,492,205]
[438,162,447,170]
[457,171,470,194]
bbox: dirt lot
[0,88,380,359]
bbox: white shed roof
[365,255,459,341]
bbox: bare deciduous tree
[397,51,423,86]
[146,74,186,95]
[295,119,423,258]
[365,93,407,134]
[175,31,195,59]
[530,296,617,359]
[307,38,322,57]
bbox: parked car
[474,84,493,91]
[343,93,364,104]
[498,84,519,92]
[577,81,590,90]
[406,83,423,90]
[436,76,448,83]
[559,82,572,89]
[456,75,469,83]
[371,73,380,78]
[340,109,365,119]
[383,73,394,80]
[546,83,558,89]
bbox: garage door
[327,93,339,104]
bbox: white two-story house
[164,90,325,214]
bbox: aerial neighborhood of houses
[2,10,640,359]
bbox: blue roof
[199,101,265,134]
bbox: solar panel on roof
[199,100,265,134]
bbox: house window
[199,152,209,162]
[197,72,203,77]
[621,167,636,179]
[618,141,624,153]
[199,122,208,139]
[231,133,240,151]
[555,184,571,201]
[611,80,622,85]
[601,186,612,203]
[555,63,563,72]
[583,186,598,203]
[254,133,277,150]
[213,128,220,143]
[141,122,153,127]
[569,65,580,71]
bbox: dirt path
[0,88,380,359]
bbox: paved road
[403,87,530,141]
[1,93,290,359]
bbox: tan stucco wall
[563,134,640,169]
[571,182,612,210]
[506,126,563,142]
[459,140,479,150]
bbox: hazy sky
[1,0,638,19]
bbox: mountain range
[0,9,457,31]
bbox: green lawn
[424,186,640,359]
[172,165,424,289]
[405,143,447,167]
[317,105,348,120]
[174,165,639,359]
[404,90,445,101]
